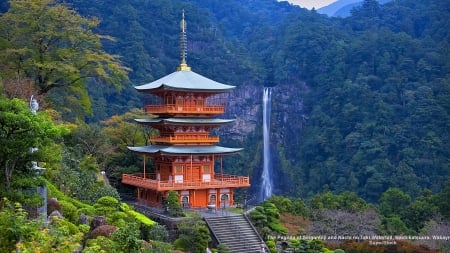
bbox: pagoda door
[186,166,201,181]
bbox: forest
[0,0,449,252]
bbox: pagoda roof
[134,118,235,125]
[134,70,235,93]
[128,145,242,155]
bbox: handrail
[144,104,224,114]
[150,135,219,144]
[122,173,250,191]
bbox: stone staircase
[204,214,266,253]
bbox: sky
[285,0,336,9]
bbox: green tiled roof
[128,145,242,155]
[135,70,235,92]
[134,118,235,125]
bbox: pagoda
[122,11,250,209]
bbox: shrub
[59,200,78,223]
[90,225,117,239]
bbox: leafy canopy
[0,0,129,114]
[0,97,68,192]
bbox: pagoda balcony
[150,135,219,144]
[122,173,250,191]
[144,104,224,115]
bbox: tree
[249,201,288,238]
[111,222,143,253]
[379,188,411,218]
[403,197,438,232]
[164,190,184,217]
[0,98,68,192]
[68,123,112,171]
[435,179,450,219]
[175,214,211,253]
[1,198,85,252]
[0,0,129,114]
[310,191,367,212]
[0,198,37,252]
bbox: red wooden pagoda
[122,12,250,209]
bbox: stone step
[204,214,266,253]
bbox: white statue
[30,95,39,115]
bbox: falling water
[261,87,273,201]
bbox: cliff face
[220,82,308,198]
[223,82,308,141]
[223,84,261,140]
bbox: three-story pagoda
[122,12,250,209]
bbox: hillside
[2,0,449,208]
[317,0,391,17]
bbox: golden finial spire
[177,9,191,71]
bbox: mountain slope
[7,0,446,202]
[318,0,391,17]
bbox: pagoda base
[135,187,236,209]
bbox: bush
[94,196,119,215]
[59,200,78,223]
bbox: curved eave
[134,118,235,125]
[135,70,235,93]
[128,145,242,155]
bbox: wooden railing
[150,135,219,144]
[144,104,224,114]
[122,173,250,191]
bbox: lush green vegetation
[2,0,446,202]
[253,193,449,252]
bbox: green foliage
[95,196,119,209]
[67,123,112,171]
[0,98,68,196]
[0,198,36,252]
[283,239,329,253]
[59,200,78,224]
[403,198,438,232]
[217,243,232,253]
[0,0,129,118]
[176,214,211,253]
[434,179,450,219]
[250,201,288,238]
[53,146,120,205]
[381,215,413,235]
[164,190,184,217]
[145,223,169,242]
[265,239,277,253]
[121,205,155,227]
[79,154,100,173]
[83,236,115,253]
[310,191,367,212]
[7,212,86,253]
[110,222,143,253]
[148,240,173,253]
[291,199,309,217]
[379,188,411,218]
[45,179,95,213]
[267,195,292,213]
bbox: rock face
[223,83,307,141]
[223,84,261,140]
[220,82,308,197]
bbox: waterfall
[261,87,273,201]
